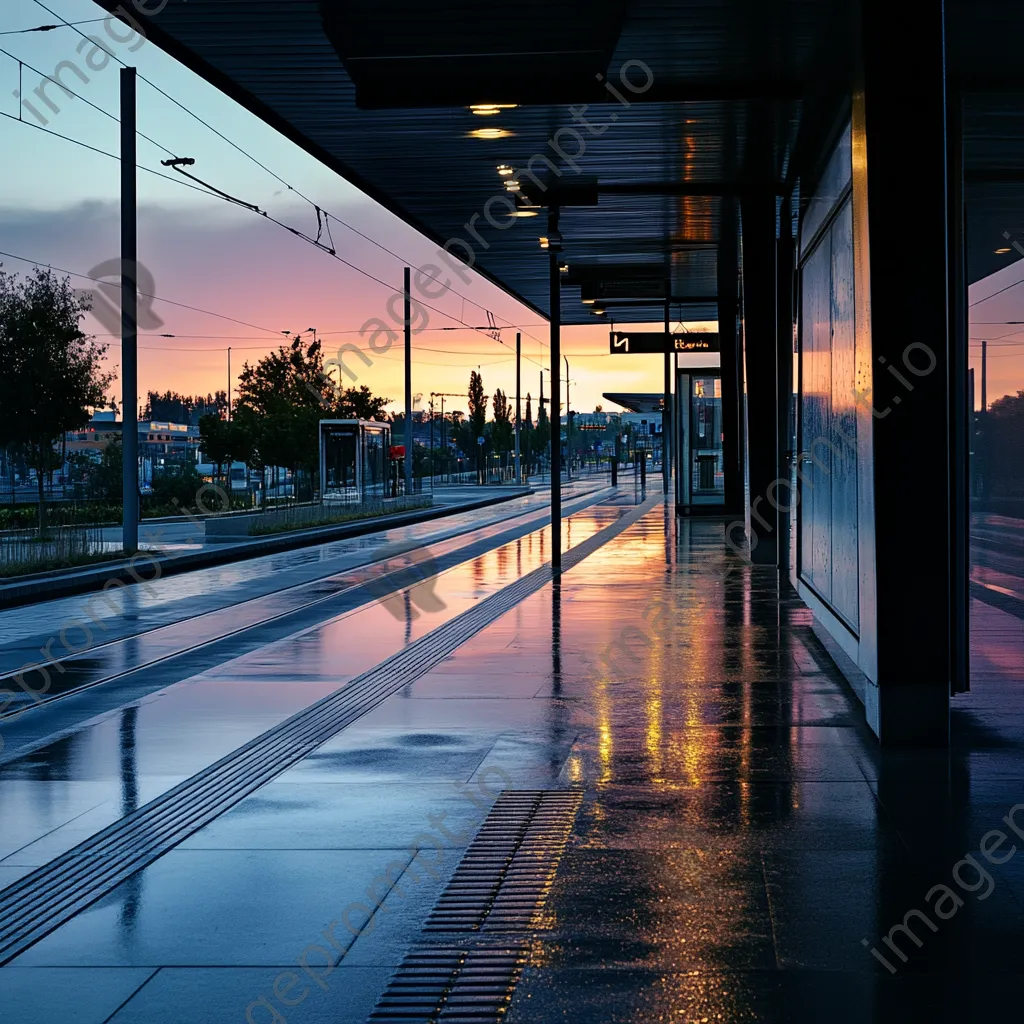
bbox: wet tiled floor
[1,502,1021,1022]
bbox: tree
[534,401,551,462]
[89,436,123,503]
[198,414,232,487]
[143,389,228,423]
[467,370,488,482]
[491,389,513,454]
[0,266,115,531]
[468,371,487,440]
[523,393,533,471]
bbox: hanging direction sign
[609,332,719,354]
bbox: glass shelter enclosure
[675,368,725,508]
[319,419,391,503]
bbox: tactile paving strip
[0,496,658,965]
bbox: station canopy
[98,1,1024,322]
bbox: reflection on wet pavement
[2,504,1022,1023]
[0,501,620,877]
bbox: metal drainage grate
[370,942,530,1023]
[425,790,581,934]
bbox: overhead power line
[27,0,551,358]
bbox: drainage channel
[0,495,658,965]
[370,790,582,1023]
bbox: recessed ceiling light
[504,180,521,191]
[995,247,1012,254]
[539,236,549,249]
[513,209,538,217]
[559,262,569,273]
[581,298,595,305]
[468,127,512,140]
[470,104,518,115]
[497,165,514,176]
[592,307,606,315]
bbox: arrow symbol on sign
[612,335,629,350]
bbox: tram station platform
[1,494,1020,1023]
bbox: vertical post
[429,395,434,491]
[981,339,987,412]
[663,288,671,495]
[539,370,545,477]
[855,0,950,744]
[227,346,232,421]
[718,199,742,514]
[403,266,413,494]
[776,193,796,578]
[120,67,138,557]
[564,354,570,480]
[741,194,779,565]
[514,333,521,484]
[549,223,562,571]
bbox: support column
[403,266,413,495]
[740,194,779,565]
[549,214,562,571]
[855,0,951,744]
[718,200,743,516]
[514,333,521,484]
[663,288,671,496]
[120,67,138,557]
[776,193,796,580]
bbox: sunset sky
[0,0,1020,419]
[0,0,687,421]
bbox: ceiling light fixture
[497,164,514,176]
[995,247,1012,254]
[513,209,538,217]
[581,298,595,305]
[539,236,550,249]
[467,127,512,140]
[592,307,607,315]
[470,104,518,116]
[504,180,521,191]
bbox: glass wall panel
[798,185,859,630]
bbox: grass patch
[248,499,432,537]
[0,548,158,579]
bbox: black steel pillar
[663,288,671,496]
[514,333,521,484]
[776,193,796,580]
[856,0,951,744]
[740,194,779,565]
[549,213,562,571]
[403,266,413,494]
[120,67,138,556]
[718,199,743,516]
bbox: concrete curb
[0,489,534,610]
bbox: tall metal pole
[120,67,138,556]
[227,346,232,421]
[663,288,671,495]
[403,267,413,493]
[429,395,434,491]
[514,333,521,484]
[564,354,570,480]
[981,338,988,412]
[549,222,562,571]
